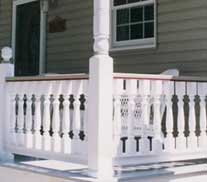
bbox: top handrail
[6,73,89,82]
[114,73,207,82]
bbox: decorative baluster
[62,93,71,153]
[198,83,207,149]
[10,94,17,145]
[176,82,186,151]
[164,81,175,152]
[17,94,25,146]
[113,79,124,156]
[79,80,89,156]
[140,80,150,154]
[33,94,42,150]
[187,82,197,150]
[25,94,33,148]
[52,93,61,153]
[61,81,72,154]
[72,80,81,154]
[42,82,52,151]
[152,80,163,153]
[126,79,137,155]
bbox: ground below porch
[0,158,207,182]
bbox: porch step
[114,159,207,182]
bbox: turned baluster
[52,93,61,152]
[198,83,207,149]
[25,94,33,148]
[79,80,89,156]
[140,80,150,154]
[152,80,163,153]
[113,79,123,156]
[176,82,186,151]
[33,94,42,150]
[61,80,72,154]
[187,82,197,150]
[72,80,82,154]
[10,94,17,145]
[42,83,52,151]
[164,81,175,151]
[126,79,137,155]
[17,94,25,146]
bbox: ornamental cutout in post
[87,0,114,180]
[0,47,14,161]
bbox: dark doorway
[15,1,40,76]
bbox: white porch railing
[113,73,207,166]
[5,75,89,164]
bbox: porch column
[88,0,114,180]
[0,47,14,161]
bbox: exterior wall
[0,0,12,56]
[46,0,93,74]
[0,0,207,76]
[112,0,207,76]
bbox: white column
[0,47,14,161]
[88,0,114,179]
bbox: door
[15,1,40,76]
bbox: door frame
[12,0,47,75]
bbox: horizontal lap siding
[112,0,207,76]
[46,0,93,74]
[0,0,12,54]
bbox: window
[111,0,156,50]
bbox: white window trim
[12,0,47,74]
[110,0,157,51]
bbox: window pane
[128,0,141,3]
[117,9,129,25]
[131,7,143,23]
[131,24,143,39]
[144,5,154,21]
[144,22,154,38]
[114,0,126,6]
[117,26,129,41]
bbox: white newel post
[88,0,114,180]
[0,47,14,161]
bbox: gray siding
[46,0,93,73]
[112,0,207,76]
[0,0,12,57]
[1,0,207,76]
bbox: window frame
[110,0,157,51]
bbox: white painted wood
[186,82,197,150]
[197,83,207,149]
[88,55,114,179]
[139,80,151,154]
[25,93,33,149]
[51,82,61,153]
[42,82,52,151]
[126,79,137,156]
[71,80,82,155]
[152,80,163,153]
[33,94,42,150]
[61,81,72,154]
[113,79,124,156]
[163,81,175,152]
[175,82,186,151]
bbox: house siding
[0,0,12,55]
[112,0,207,76]
[0,0,207,76]
[46,0,93,74]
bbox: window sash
[111,0,156,49]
